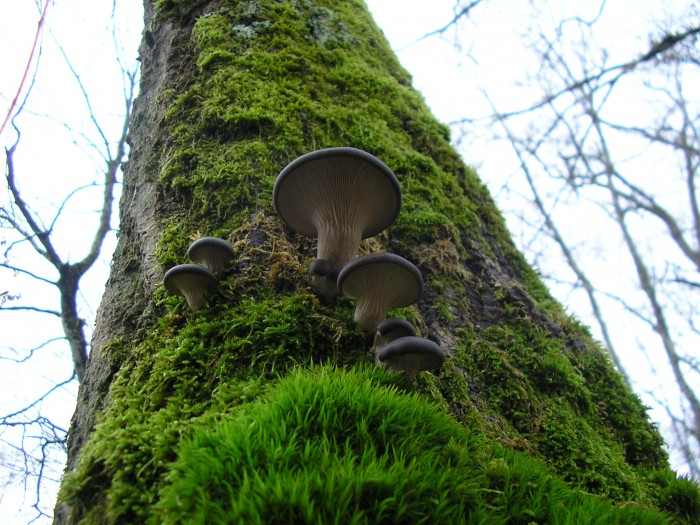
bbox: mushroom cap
[337,253,423,306]
[337,253,423,332]
[377,318,417,340]
[308,258,334,278]
[187,237,235,277]
[163,264,217,309]
[273,147,402,239]
[377,336,445,378]
[308,259,340,299]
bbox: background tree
[443,0,700,477]
[53,1,698,524]
[0,1,140,521]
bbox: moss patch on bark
[151,366,675,524]
[57,0,699,523]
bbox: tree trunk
[54,1,697,523]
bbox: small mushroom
[377,336,444,380]
[163,264,217,310]
[273,147,402,297]
[187,237,234,278]
[376,318,417,341]
[308,259,333,278]
[372,318,417,360]
[337,253,422,333]
[308,259,339,300]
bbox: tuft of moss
[648,471,700,521]
[151,365,671,524]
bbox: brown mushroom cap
[337,253,422,333]
[163,264,217,310]
[273,147,402,282]
[187,237,234,278]
[377,336,444,379]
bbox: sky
[0,0,697,522]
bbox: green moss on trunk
[56,1,699,523]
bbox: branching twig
[450,25,700,126]
[452,3,700,475]
[0,0,52,137]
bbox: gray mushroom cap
[377,318,416,340]
[372,318,417,360]
[377,336,444,379]
[273,147,402,294]
[337,253,422,333]
[308,258,333,278]
[187,237,234,278]
[308,259,339,299]
[163,264,217,310]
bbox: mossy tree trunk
[54,1,697,524]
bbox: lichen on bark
[55,1,699,524]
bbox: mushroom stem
[273,148,402,300]
[183,287,209,310]
[353,287,392,333]
[311,223,361,298]
[315,221,363,278]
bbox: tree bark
[55,1,692,523]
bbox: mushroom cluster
[163,237,234,310]
[273,147,402,298]
[275,147,445,379]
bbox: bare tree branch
[450,25,700,126]
[0,337,65,364]
[0,261,55,286]
[0,306,61,317]
[5,139,63,268]
[0,0,51,137]
[486,93,631,385]
[414,0,485,43]
[3,63,138,383]
[451,3,700,474]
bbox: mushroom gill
[337,253,422,333]
[377,336,445,380]
[163,264,218,310]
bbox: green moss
[152,0,491,254]
[151,366,670,524]
[59,1,699,523]
[60,289,363,523]
[649,471,700,521]
[439,313,672,505]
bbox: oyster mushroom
[337,253,422,333]
[376,318,416,341]
[372,318,417,361]
[273,147,402,297]
[374,317,416,343]
[163,264,217,310]
[377,336,444,379]
[187,237,234,278]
